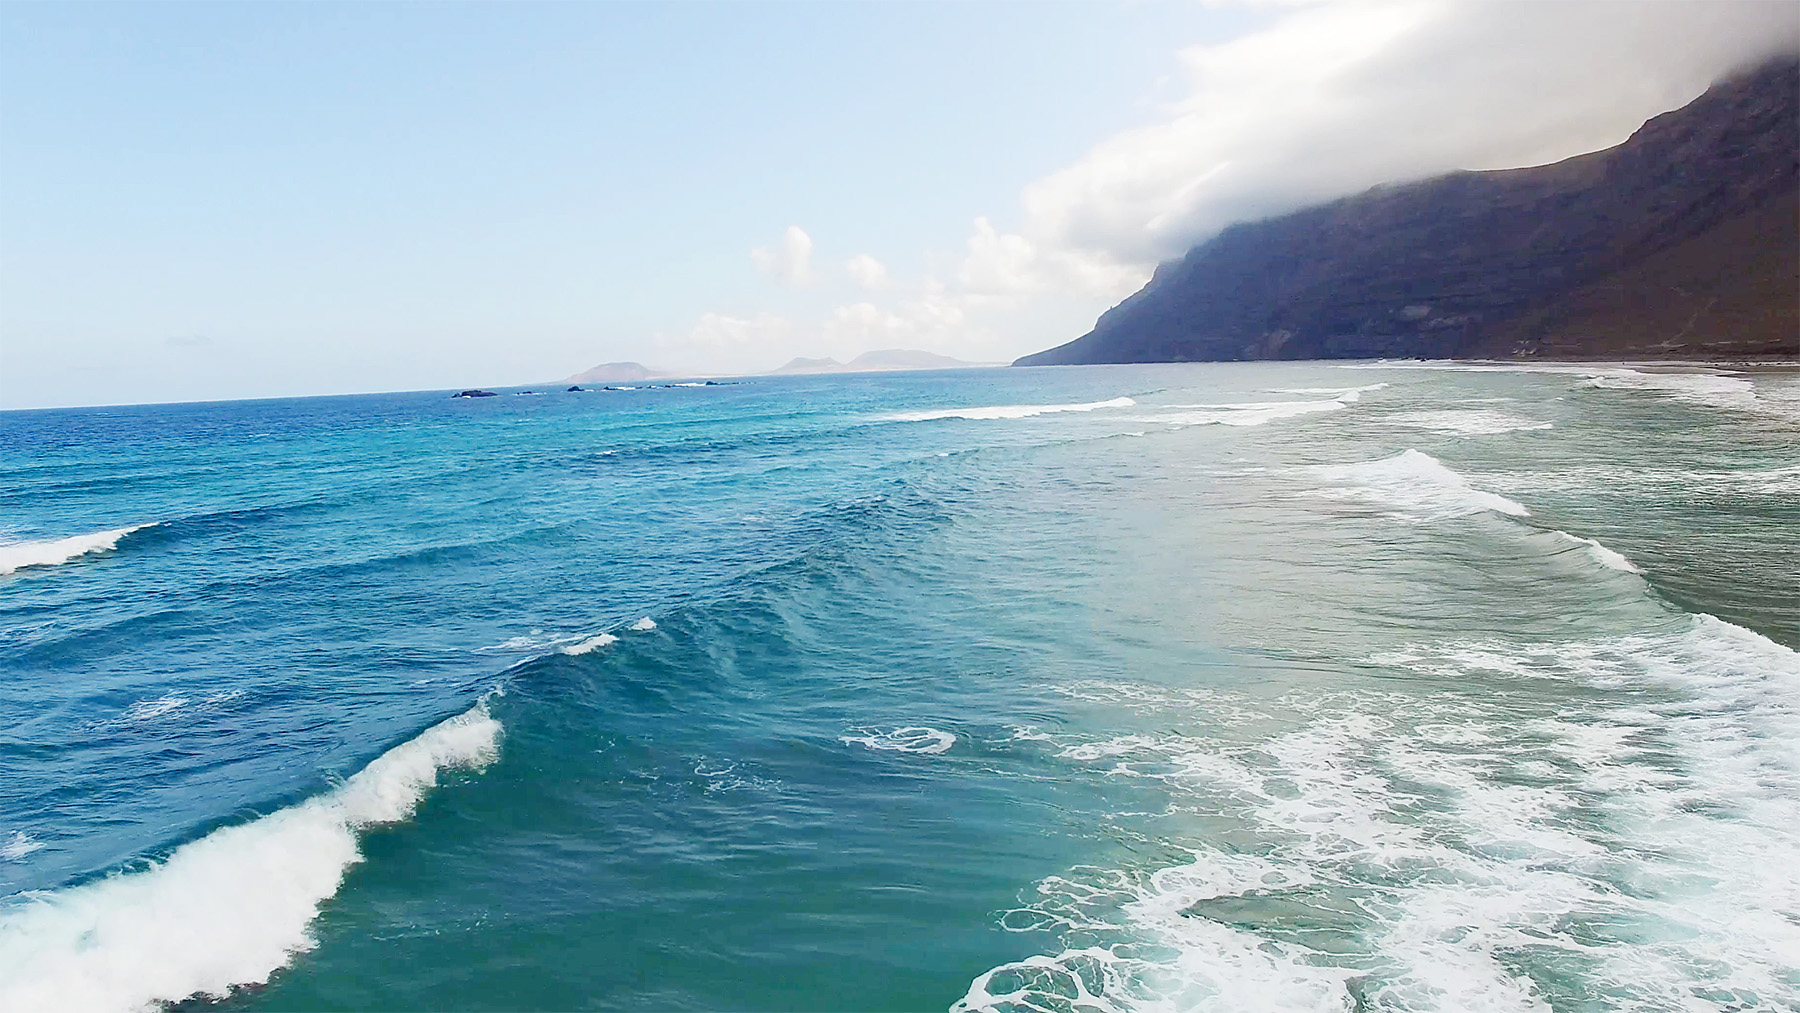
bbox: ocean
[1,362,1796,1012]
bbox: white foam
[1578,367,1765,413]
[1367,616,1800,1007]
[1551,531,1641,573]
[1268,383,1390,397]
[840,726,955,754]
[973,614,1800,1009]
[0,702,501,1013]
[887,396,1135,422]
[560,633,619,655]
[629,617,657,631]
[483,631,563,651]
[1136,397,1348,429]
[1337,361,1798,419]
[0,525,153,576]
[121,694,189,724]
[1498,463,1800,500]
[955,851,1356,1013]
[1309,449,1529,521]
[1,833,44,862]
[1383,409,1552,436]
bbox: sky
[2,1,1795,409]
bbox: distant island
[560,349,992,385]
[1016,56,1799,366]
[564,361,666,384]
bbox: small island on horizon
[562,348,993,386]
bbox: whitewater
[1,361,1794,1011]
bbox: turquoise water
[1,362,1796,1012]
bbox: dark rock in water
[1016,56,1799,365]
[452,389,499,398]
[567,385,584,392]
[704,380,728,386]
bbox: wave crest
[1309,449,1528,521]
[0,525,154,576]
[0,702,501,1013]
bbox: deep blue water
[1,363,1796,1012]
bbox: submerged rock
[452,389,499,398]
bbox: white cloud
[654,310,797,373]
[844,253,890,290]
[821,294,968,355]
[956,217,1147,303]
[750,225,815,286]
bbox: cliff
[1016,57,1799,366]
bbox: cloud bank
[975,0,1800,299]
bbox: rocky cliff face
[1017,57,1798,366]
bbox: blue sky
[2,2,1793,408]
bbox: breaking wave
[887,397,1135,422]
[1383,409,1552,436]
[1136,398,1349,428]
[560,633,619,655]
[0,525,155,576]
[1308,449,1529,521]
[0,702,502,1013]
[1551,530,1641,573]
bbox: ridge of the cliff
[1016,56,1800,366]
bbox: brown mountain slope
[1016,57,1799,366]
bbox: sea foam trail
[887,396,1134,422]
[1137,397,1348,428]
[0,525,153,576]
[965,616,1800,1011]
[1310,449,1528,521]
[0,703,502,1013]
[841,726,955,754]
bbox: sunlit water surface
[1,362,1796,1012]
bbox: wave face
[1309,448,1529,521]
[0,704,499,1013]
[0,525,151,576]
[3,362,1794,1010]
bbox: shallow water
[1,362,1795,1011]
